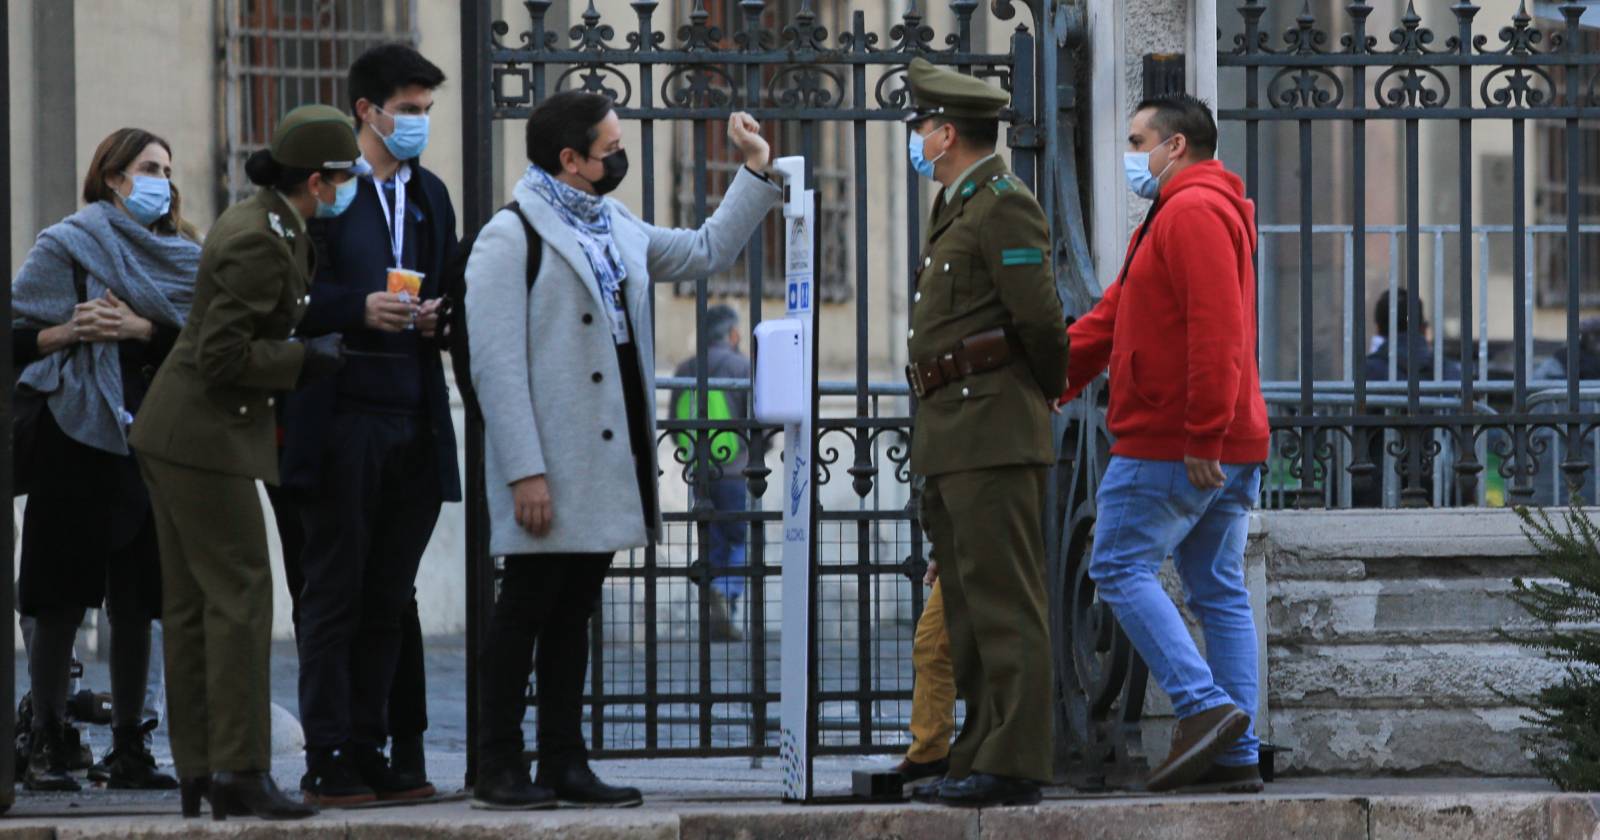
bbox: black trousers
[477,553,612,773]
[294,413,442,750]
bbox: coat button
[907,328,915,339]
[961,387,970,398]
[602,429,614,441]
[943,262,950,272]
[923,257,931,267]
[238,406,248,416]
[582,314,594,325]
[267,397,275,407]
[592,372,603,383]
[914,292,922,303]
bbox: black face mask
[583,149,629,196]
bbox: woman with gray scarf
[12,127,200,792]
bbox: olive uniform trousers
[920,464,1053,783]
[139,454,274,776]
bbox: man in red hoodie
[1061,94,1269,793]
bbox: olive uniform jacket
[908,156,1069,477]
[129,189,310,484]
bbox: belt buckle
[906,363,927,398]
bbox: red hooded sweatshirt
[1061,160,1269,464]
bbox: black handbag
[13,260,87,497]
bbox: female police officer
[131,105,356,821]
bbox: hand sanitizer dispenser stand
[762,156,819,802]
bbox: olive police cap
[904,57,1010,122]
[270,105,360,170]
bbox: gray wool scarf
[13,201,200,455]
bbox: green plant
[1507,505,1600,790]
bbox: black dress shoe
[471,766,558,811]
[537,761,643,808]
[895,756,950,784]
[911,777,947,804]
[937,773,1042,808]
[209,771,318,821]
[180,777,210,818]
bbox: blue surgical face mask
[315,176,359,219]
[121,174,172,226]
[1124,136,1177,200]
[376,107,430,161]
[907,127,946,180]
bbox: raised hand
[727,112,771,173]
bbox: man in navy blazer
[278,43,460,806]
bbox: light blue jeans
[1089,456,1261,767]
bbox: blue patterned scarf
[522,165,629,340]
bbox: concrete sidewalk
[0,760,1582,839]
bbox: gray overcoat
[466,166,780,557]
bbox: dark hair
[1135,93,1218,159]
[243,149,346,195]
[525,91,616,174]
[82,128,198,241]
[705,304,740,343]
[929,115,1000,152]
[1374,288,1425,338]
[348,43,446,129]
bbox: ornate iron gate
[1222,1,1600,510]
[458,0,1106,775]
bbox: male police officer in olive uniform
[902,57,1068,808]
[133,105,353,818]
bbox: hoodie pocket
[1110,350,1172,411]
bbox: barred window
[221,0,418,207]
[668,0,853,303]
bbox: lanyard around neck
[371,165,411,267]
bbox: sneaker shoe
[1179,762,1264,794]
[301,747,378,807]
[1145,704,1251,793]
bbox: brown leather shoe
[1179,762,1264,794]
[1145,704,1251,792]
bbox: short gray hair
[704,304,740,344]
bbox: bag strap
[498,202,543,292]
[1115,201,1161,289]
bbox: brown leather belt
[905,327,1021,398]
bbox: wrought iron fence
[458,0,1087,777]
[1220,0,1600,509]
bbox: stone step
[2,788,1595,840]
[1268,707,1538,777]
[1268,643,1561,709]
[1268,578,1544,644]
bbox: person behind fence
[900,58,1069,808]
[671,303,753,641]
[1060,93,1268,794]
[1353,288,1462,507]
[464,92,779,810]
[130,105,358,821]
[277,43,456,807]
[11,127,200,793]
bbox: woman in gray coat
[465,91,779,810]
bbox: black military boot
[105,720,179,790]
[23,724,81,792]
